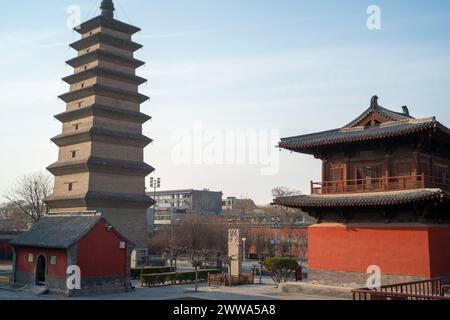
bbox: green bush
[263,257,299,283]
[131,267,174,278]
[140,269,221,287]
[0,275,11,286]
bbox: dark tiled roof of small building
[273,189,450,209]
[279,117,448,152]
[10,216,102,249]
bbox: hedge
[0,274,11,286]
[140,269,222,287]
[131,267,175,278]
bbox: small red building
[10,215,133,296]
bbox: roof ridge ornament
[100,0,115,19]
[370,95,380,109]
[402,106,410,116]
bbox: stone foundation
[308,269,429,288]
[14,271,129,296]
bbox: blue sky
[1,0,450,204]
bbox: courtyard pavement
[0,277,341,301]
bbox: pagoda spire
[100,0,115,19]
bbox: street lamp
[242,237,247,262]
[271,217,281,256]
[150,177,161,232]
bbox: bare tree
[0,202,33,232]
[3,172,52,222]
[272,186,302,199]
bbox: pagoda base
[308,223,450,287]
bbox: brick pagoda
[44,0,154,251]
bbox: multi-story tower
[275,96,450,286]
[45,0,154,250]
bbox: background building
[148,189,222,230]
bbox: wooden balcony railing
[311,174,450,195]
[352,278,450,300]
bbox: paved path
[0,278,341,300]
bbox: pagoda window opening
[77,101,84,108]
[80,83,85,89]
[73,123,81,131]
[67,182,75,192]
[71,150,77,158]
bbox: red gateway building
[274,96,450,286]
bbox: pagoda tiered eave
[45,192,155,210]
[66,50,145,68]
[58,84,149,104]
[62,67,147,85]
[70,33,143,52]
[75,16,141,35]
[51,127,153,148]
[54,104,151,124]
[47,157,155,176]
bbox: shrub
[140,269,222,287]
[263,257,299,283]
[131,267,174,278]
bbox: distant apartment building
[222,197,257,212]
[147,189,223,230]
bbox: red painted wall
[76,220,126,277]
[15,247,68,276]
[308,224,450,277]
[428,227,450,277]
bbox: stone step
[281,282,354,300]
[21,285,50,296]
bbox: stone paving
[0,277,342,301]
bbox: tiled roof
[273,189,450,209]
[66,50,145,69]
[47,157,155,176]
[74,16,141,35]
[70,33,142,52]
[10,216,102,249]
[279,117,444,152]
[345,105,413,128]
[278,96,450,153]
[54,104,151,124]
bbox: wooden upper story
[279,96,450,195]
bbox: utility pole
[149,177,161,233]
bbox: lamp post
[271,217,281,256]
[242,237,247,262]
[149,177,161,232]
